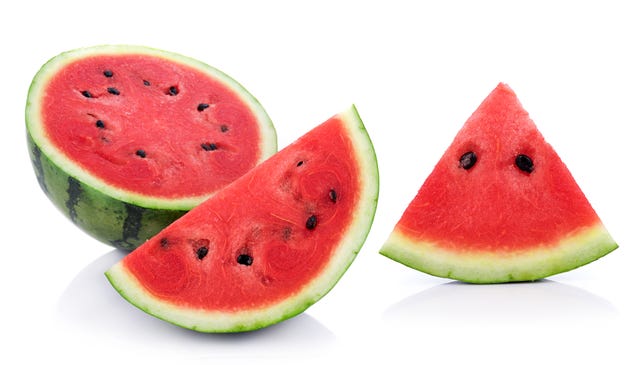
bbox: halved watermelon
[106,106,378,332]
[26,45,277,249]
[380,83,617,283]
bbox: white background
[2,1,638,364]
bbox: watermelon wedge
[106,106,379,332]
[380,83,617,283]
[26,45,276,249]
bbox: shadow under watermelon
[383,279,618,328]
[57,249,337,358]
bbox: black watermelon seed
[107,87,120,95]
[237,254,253,266]
[196,246,209,260]
[220,125,229,133]
[95,120,105,129]
[201,143,218,151]
[197,103,209,112]
[459,151,477,170]
[160,237,169,248]
[103,70,113,78]
[515,154,534,173]
[329,189,337,203]
[143,80,151,86]
[81,90,92,98]
[306,215,318,230]
[296,160,304,167]
[168,86,179,96]
[135,149,146,158]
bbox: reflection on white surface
[384,280,618,327]
[57,249,337,358]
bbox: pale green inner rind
[26,44,277,211]
[380,224,618,283]
[106,105,379,332]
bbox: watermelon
[26,45,277,250]
[105,106,379,332]
[380,83,618,283]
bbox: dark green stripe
[65,176,82,223]
[30,143,48,194]
[122,203,144,242]
[109,204,152,250]
[27,133,188,251]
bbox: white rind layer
[380,223,618,283]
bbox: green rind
[380,224,618,284]
[25,45,277,249]
[28,134,186,250]
[106,105,379,332]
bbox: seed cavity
[103,70,113,78]
[81,90,93,98]
[329,189,337,203]
[201,143,218,151]
[237,254,253,266]
[160,237,169,248]
[282,227,292,241]
[220,125,229,133]
[515,154,534,173]
[306,215,318,230]
[459,151,477,170]
[135,149,146,158]
[143,80,151,86]
[107,87,120,95]
[167,86,179,96]
[196,246,209,260]
[197,103,210,112]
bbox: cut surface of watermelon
[380,83,617,283]
[106,106,378,332]
[26,45,276,249]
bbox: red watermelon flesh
[380,83,617,283]
[43,53,264,199]
[106,106,379,332]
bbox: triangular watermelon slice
[106,106,379,332]
[380,83,617,283]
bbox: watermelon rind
[105,105,379,332]
[26,45,277,249]
[27,135,186,250]
[381,223,618,283]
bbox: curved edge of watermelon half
[105,105,379,332]
[381,224,617,283]
[27,134,187,250]
[379,83,618,284]
[25,45,277,250]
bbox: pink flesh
[42,54,261,198]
